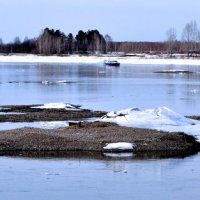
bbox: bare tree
[197,31,200,56]
[104,34,113,53]
[166,28,177,57]
[182,20,198,56]
[0,38,3,52]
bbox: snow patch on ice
[41,80,49,85]
[41,80,72,85]
[32,103,82,110]
[55,80,70,84]
[101,106,200,142]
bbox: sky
[0,0,200,43]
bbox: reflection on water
[0,153,200,200]
[0,63,200,115]
[0,150,197,160]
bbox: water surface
[0,62,200,199]
[0,153,200,200]
[0,63,200,115]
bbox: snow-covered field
[0,54,200,66]
[101,106,200,142]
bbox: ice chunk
[32,103,81,110]
[103,142,135,151]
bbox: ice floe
[31,103,82,110]
[190,89,199,94]
[101,106,200,142]
[155,69,193,74]
[41,80,73,85]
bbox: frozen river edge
[0,54,200,65]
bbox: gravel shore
[0,122,199,154]
[0,105,106,122]
[0,105,199,157]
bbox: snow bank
[101,107,200,142]
[32,103,81,110]
[0,55,103,64]
[119,57,200,66]
[0,54,200,66]
[103,142,135,151]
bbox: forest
[0,20,200,56]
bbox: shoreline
[0,122,199,155]
[0,54,200,66]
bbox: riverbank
[0,54,200,66]
[0,104,200,155]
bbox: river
[0,62,200,199]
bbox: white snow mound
[32,103,81,110]
[101,106,200,142]
[103,142,135,150]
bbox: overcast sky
[0,0,200,43]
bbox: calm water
[0,63,200,115]
[0,154,200,200]
[0,62,200,199]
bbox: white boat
[104,60,120,66]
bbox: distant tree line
[0,28,107,55]
[0,36,37,54]
[1,20,200,56]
